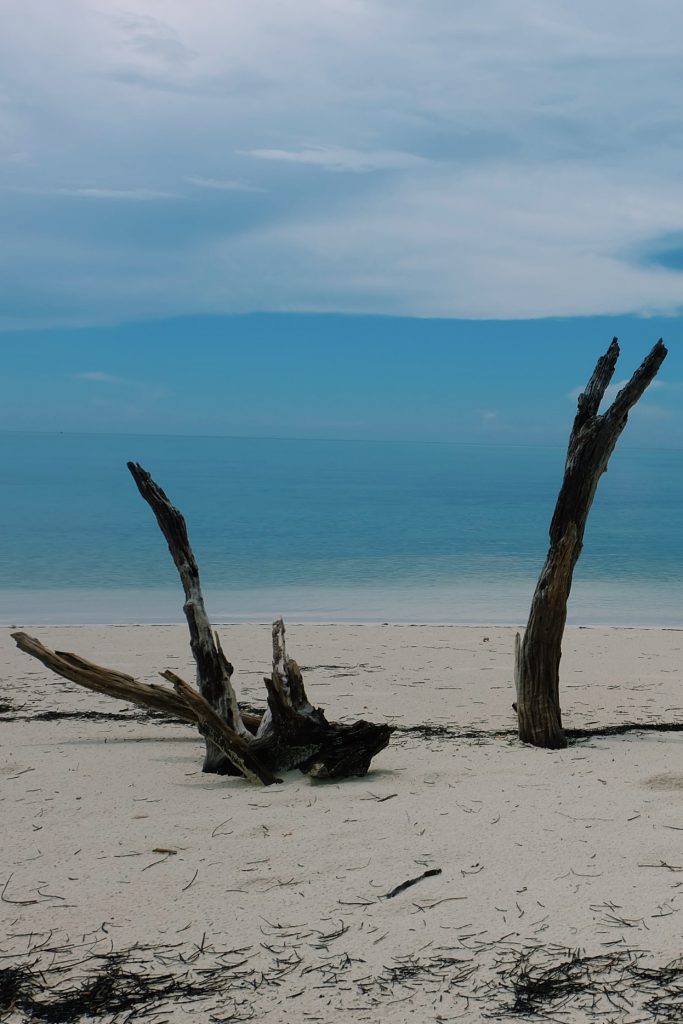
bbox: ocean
[1,432,681,626]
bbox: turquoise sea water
[1,432,681,626]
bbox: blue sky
[0,2,681,444]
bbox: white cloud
[75,371,121,382]
[3,1,683,324]
[649,378,683,391]
[567,378,630,404]
[567,375,674,416]
[243,146,429,173]
[633,402,674,420]
[61,187,178,200]
[3,150,28,164]
[601,380,630,409]
[186,176,264,192]
[4,185,178,200]
[201,163,683,319]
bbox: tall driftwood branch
[127,461,248,772]
[516,338,668,748]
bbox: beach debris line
[4,928,683,1021]
[514,337,668,750]
[11,462,393,786]
[0,942,248,1023]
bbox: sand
[2,622,683,1021]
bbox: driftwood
[127,462,249,772]
[12,463,393,784]
[515,338,668,748]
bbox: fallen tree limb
[11,633,195,723]
[10,633,263,733]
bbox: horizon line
[0,427,681,454]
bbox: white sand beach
[2,622,683,1022]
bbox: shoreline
[2,576,683,631]
[4,622,682,730]
[4,620,683,630]
[2,598,679,630]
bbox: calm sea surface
[1,432,681,625]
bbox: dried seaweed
[0,964,37,1017]
[1,708,184,724]
[486,946,683,1021]
[396,720,683,746]
[0,946,234,1023]
[4,932,683,1021]
[566,721,683,740]
[396,723,500,742]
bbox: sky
[0,315,680,446]
[0,1,681,444]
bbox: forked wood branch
[12,464,393,783]
[516,338,668,748]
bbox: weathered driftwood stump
[12,463,393,785]
[515,338,668,749]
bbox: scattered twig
[383,868,442,900]
[182,869,199,892]
[1,875,43,906]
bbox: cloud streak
[62,187,178,200]
[4,185,178,200]
[243,146,429,173]
[75,371,122,382]
[186,176,264,192]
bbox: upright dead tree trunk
[515,338,668,749]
